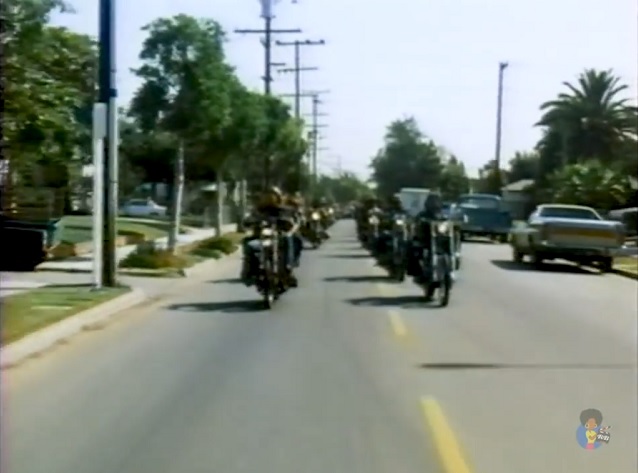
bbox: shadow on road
[347,295,431,309]
[325,253,370,259]
[167,300,264,313]
[418,362,636,370]
[490,259,596,274]
[324,275,388,283]
[209,277,243,284]
[461,238,497,245]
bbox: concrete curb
[0,288,147,369]
[612,267,638,280]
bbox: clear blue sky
[53,0,638,179]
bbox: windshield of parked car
[458,196,499,210]
[539,207,600,219]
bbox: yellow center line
[420,397,474,473]
[388,310,408,337]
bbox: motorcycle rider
[407,192,451,282]
[285,192,305,268]
[240,186,298,287]
[375,195,406,263]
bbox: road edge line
[420,397,474,473]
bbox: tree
[548,160,635,211]
[536,69,638,177]
[315,172,370,204]
[506,151,539,184]
[439,155,470,200]
[370,117,444,198]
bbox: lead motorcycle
[411,219,457,307]
[248,219,288,309]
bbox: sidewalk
[0,224,236,298]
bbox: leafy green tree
[548,160,634,211]
[439,155,470,200]
[506,151,539,183]
[129,14,234,181]
[370,117,444,198]
[315,172,370,204]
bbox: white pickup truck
[510,204,625,272]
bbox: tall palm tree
[536,69,638,166]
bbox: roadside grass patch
[2,285,130,344]
[614,256,638,277]
[119,244,193,270]
[59,216,189,244]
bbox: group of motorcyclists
[355,192,459,305]
[238,185,459,308]
[239,186,335,307]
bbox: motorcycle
[388,215,409,281]
[249,221,286,309]
[415,219,456,307]
[304,211,324,249]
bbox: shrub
[195,235,238,255]
[119,244,189,269]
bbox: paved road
[5,221,637,473]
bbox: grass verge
[613,256,638,278]
[2,285,130,345]
[59,216,189,244]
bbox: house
[502,179,535,220]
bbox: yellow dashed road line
[420,397,474,473]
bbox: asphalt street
[5,220,637,473]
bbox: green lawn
[2,285,130,344]
[614,256,638,277]
[59,216,187,244]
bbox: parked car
[509,204,625,272]
[457,193,512,242]
[120,198,167,217]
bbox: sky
[52,0,638,179]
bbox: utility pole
[279,90,329,194]
[235,2,300,189]
[275,39,325,119]
[98,0,118,287]
[494,61,508,195]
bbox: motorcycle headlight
[311,212,320,220]
[369,216,379,224]
[261,228,274,237]
[395,219,404,225]
[437,222,449,233]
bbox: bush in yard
[194,235,238,255]
[119,243,189,269]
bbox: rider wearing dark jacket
[241,186,298,286]
[407,192,450,279]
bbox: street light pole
[494,61,508,195]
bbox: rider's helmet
[259,186,283,207]
[423,192,443,218]
[287,192,303,208]
[388,195,402,211]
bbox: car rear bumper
[535,242,619,258]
